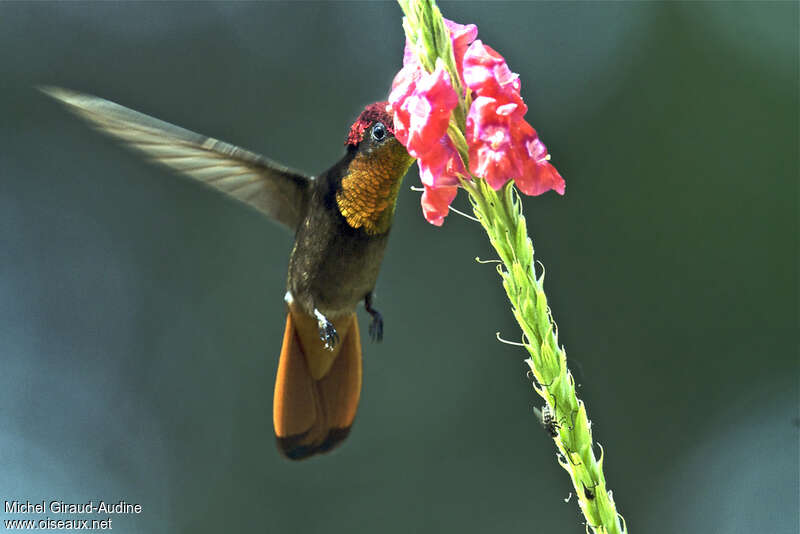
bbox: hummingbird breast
[286,136,412,318]
[286,178,391,318]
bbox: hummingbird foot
[364,292,384,343]
[314,308,339,351]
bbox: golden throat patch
[336,144,413,235]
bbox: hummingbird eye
[371,122,386,142]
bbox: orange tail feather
[273,309,362,460]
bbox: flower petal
[421,184,458,226]
[444,19,478,81]
[516,136,565,196]
[391,60,458,159]
[467,95,564,195]
[418,135,466,188]
[512,124,565,196]
[467,96,522,188]
[403,17,478,73]
[516,159,565,196]
[463,40,522,101]
[388,64,422,148]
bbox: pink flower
[389,61,457,159]
[390,17,564,225]
[404,19,478,83]
[389,58,466,225]
[466,96,564,195]
[467,96,519,189]
[421,184,458,227]
[417,135,466,188]
[463,40,523,102]
[463,40,565,196]
[515,133,565,196]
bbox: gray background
[1,2,797,533]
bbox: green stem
[465,179,626,534]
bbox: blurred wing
[40,86,311,231]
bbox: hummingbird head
[345,102,396,148]
[336,102,414,235]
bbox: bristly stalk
[398,1,627,532]
[463,179,626,534]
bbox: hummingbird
[40,86,414,460]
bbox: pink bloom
[417,135,466,188]
[404,18,478,83]
[389,60,466,224]
[421,184,458,226]
[463,40,523,102]
[463,41,564,196]
[390,18,564,225]
[467,96,519,189]
[467,96,564,195]
[389,61,458,159]
[388,64,421,147]
[515,133,565,196]
[444,19,478,83]
[417,135,466,224]
[391,17,480,225]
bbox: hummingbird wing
[39,86,311,232]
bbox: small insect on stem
[533,403,560,438]
[541,404,560,438]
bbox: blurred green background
[1,2,796,533]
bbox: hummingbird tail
[272,310,362,460]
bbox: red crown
[345,102,395,146]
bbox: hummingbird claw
[314,308,338,351]
[364,292,384,343]
[368,312,383,343]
